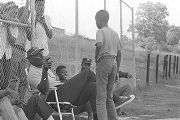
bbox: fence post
[177,56,179,74]
[168,55,171,78]
[156,54,159,84]
[146,53,150,86]
[163,55,168,79]
[173,56,176,75]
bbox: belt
[97,55,116,63]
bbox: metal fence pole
[30,0,36,47]
[146,53,150,86]
[177,56,179,74]
[156,54,159,84]
[168,55,172,78]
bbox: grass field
[48,28,180,119]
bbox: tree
[132,1,169,43]
[166,26,180,45]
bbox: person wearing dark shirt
[55,58,135,118]
[26,47,98,120]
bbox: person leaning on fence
[8,5,32,101]
[0,77,56,120]
[26,47,98,120]
[28,0,53,57]
[95,10,122,120]
[0,1,19,89]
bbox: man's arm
[116,33,123,71]
[37,58,52,95]
[37,69,49,95]
[95,30,103,63]
[42,22,53,39]
[119,71,128,78]
[116,50,121,71]
[37,16,53,39]
[119,71,133,79]
[95,43,102,63]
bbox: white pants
[0,96,28,120]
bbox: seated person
[0,86,55,120]
[64,58,135,117]
[27,47,98,120]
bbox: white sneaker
[115,95,135,109]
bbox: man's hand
[42,57,52,71]
[115,72,119,82]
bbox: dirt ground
[116,74,180,120]
[74,77,180,120]
[121,84,180,120]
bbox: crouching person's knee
[88,82,97,95]
[0,96,11,104]
[0,97,19,120]
[28,95,40,105]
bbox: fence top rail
[0,18,31,28]
[123,48,180,57]
[150,51,180,57]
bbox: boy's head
[56,65,68,81]
[35,0,45,17]
[95,10,109,29]
[1,1,18,19]
[81,58,92,71]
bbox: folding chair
[47,87,75,120]
[29,87,75,120]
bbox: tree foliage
[166,27,180,45]
[134,1,169,43]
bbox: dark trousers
[23,95,54,120]
[0,54,11,89]
[74,84,131,115]
[47,69,97,114]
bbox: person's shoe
[115,95,135,109]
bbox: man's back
[34,15,52,56]
[97,27,121,60]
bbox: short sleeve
[44,15,52,29]
[96,30,103,45]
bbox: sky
[1,0,180,39]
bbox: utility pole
[30,0,36,47]
[132,7,136,89]
[75,0,79,35]
[104,0,106,10]
[119,0,136,89]
[75,0,79,74]
[120,0,122,40]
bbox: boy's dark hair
[95,10,109,23]
[56,65,66,74]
